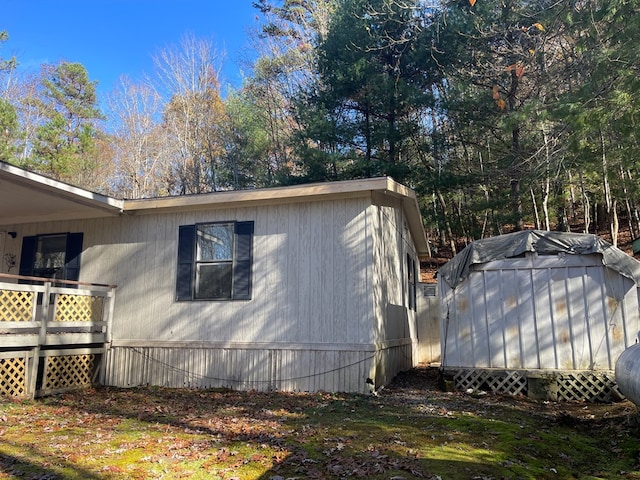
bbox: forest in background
[1,0,639,261]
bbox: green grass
[1,371,639,479]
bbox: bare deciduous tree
[152,33,228,194]
[107,76,170,198]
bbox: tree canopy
[2,0,640,253]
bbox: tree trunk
[611,199,619,247]
[625,169,640,236]
[531,187,541,230]
[568,170,577,222]
[619,166,636,240]
[600,130,614,239]
[437,190,457,256]
[507,66,523,230]
[579,170,591,234]
[541,128,551,231]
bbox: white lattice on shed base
[42,354,98,394]
[448,369,622,402]
[0,355,27,397]
[454,369,527,396]
[556,372,620,402]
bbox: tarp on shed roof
[438,229,640,289]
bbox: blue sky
[2,1,260,97]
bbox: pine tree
[28,62,104,181]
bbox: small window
[19,232,83,286]
[195,224,234,299]
[34,234,67,280]
[176,221,254,301]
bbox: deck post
[99,286,116,384]
[27,282,51,397]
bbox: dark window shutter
[64,232,83,284]
[233,221,254,300]
[407,253,417,311]
[19,236,37,278]
[412,257,417,311]
[176,225,196,301]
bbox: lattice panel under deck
[54,295,104,323]
[454,370,527,396]
[0,290,34,322]
[0,356,27,397]
[42,354,97,392]
[557,372,619,402]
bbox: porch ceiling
[0,162,124,226]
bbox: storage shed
[438,230,640,401]
[0,161,429,396]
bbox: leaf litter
[0,365,639,479]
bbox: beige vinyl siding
[416,283,440,364]
[1,173,428,393]
[104,196,378,393]
[370,194,419,341]
[368,194,419,386]
[8,193,426,392]
[16,197,375,345]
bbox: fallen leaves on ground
[0,366,639,479]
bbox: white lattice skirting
[0,352,100,398]
[0,354,28,397]
[41,353,99,395]
[445,368,623,402]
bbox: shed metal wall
[439,252,640,372]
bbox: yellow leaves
[483,16,545,112]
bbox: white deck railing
[0,273,117,397]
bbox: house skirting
[440,367,623,402]
[103,340,415,394]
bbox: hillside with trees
[1,0,639,263]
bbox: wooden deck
[0,273,116,398]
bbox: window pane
[196,224,233,261]
[34,234,67,278]
[195,263,233,299]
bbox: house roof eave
[122,177,394,212]
[0,161,124,226]
[0,163,429,254]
